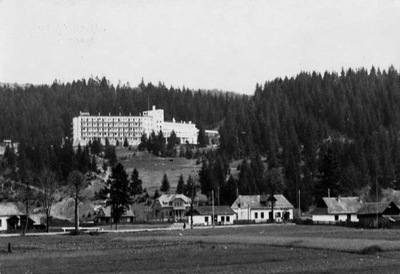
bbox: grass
[2,225,400,273]
[115,149,200,194]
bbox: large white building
[72,106,198,146]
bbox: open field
[2,225,400,273]
[115,149,200,194]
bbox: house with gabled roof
[95,205,135,224]
[311,197,363,223]
[231,195,294,223]
[186,206,236,226]
[357,200,400,228]
[152,194,191,222]
[0,203,23,231]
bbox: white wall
[233,208,250,221]
[312,214,358,223]
[216,214,235,225]
[0,217,8,231]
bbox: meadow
[2,224,400,273]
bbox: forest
[1,66,400,210]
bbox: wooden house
[311,197,363,223]
[95,206,135,224]
[357,201,400,228]
[186,206,236,226]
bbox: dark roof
[357,201,400,215]
[188,206,235,216]
[98,206,135,217]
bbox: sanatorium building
[72,106,198,147]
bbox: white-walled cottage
[231,195,294,223]
[186,206,236,226]
[311,197,362,223]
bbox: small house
[311,197,363,223]
[186,206,236,226]
[0,203,22,232]
[95,206,135,224]
[357,201,400,228]
[231,195,294,223]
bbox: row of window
[254,212,282,219]
[82,133,142,137]
[80,117,149,122]
[81,128,143,132]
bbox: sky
[0,0,400,94]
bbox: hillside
[2,67,400,211]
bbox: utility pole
[298,190,301,219]
[376,178,378,229]
[212,190,215,228]
[328,188,330,198]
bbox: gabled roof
[231,195,294,210]
[98,206,135,218]
[357,201,399,215]
[322,197,363,214]
[0,202,22,217]
[154,194,191,208]
[188,206,235,216]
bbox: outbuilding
[357,201,400,228]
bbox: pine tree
[100,163,132,230]
[130,168,143,196]
[176,174,185,194]
[160,174,170,193]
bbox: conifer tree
[130,168,143,196]
[100,163,132,230]
[160,174,170,193]
[176,174,185,194]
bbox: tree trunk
[270,191,274,223]
[75,193,79,234]
[46,209,50,233]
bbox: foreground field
[2,225,400,273]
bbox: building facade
[152,194,191,222]
[72,106,198,147]
[231,195,294,223]
[186,206,236,226]
[311,197,362,223]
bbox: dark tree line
[2,67,400,210]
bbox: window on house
[255,212,258,219]
[205,216,209,222]
[221,216,225,222]
[261,212,264,219]
[226,216,230,222]
[275,212,281,218]
[335,215,339,221]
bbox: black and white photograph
[1,0,400,273]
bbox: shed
[357,201,400,228]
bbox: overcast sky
[1,0,399,94]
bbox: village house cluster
[72,106,199,147]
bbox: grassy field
[115,149,200,195]
[2,224,400,273]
